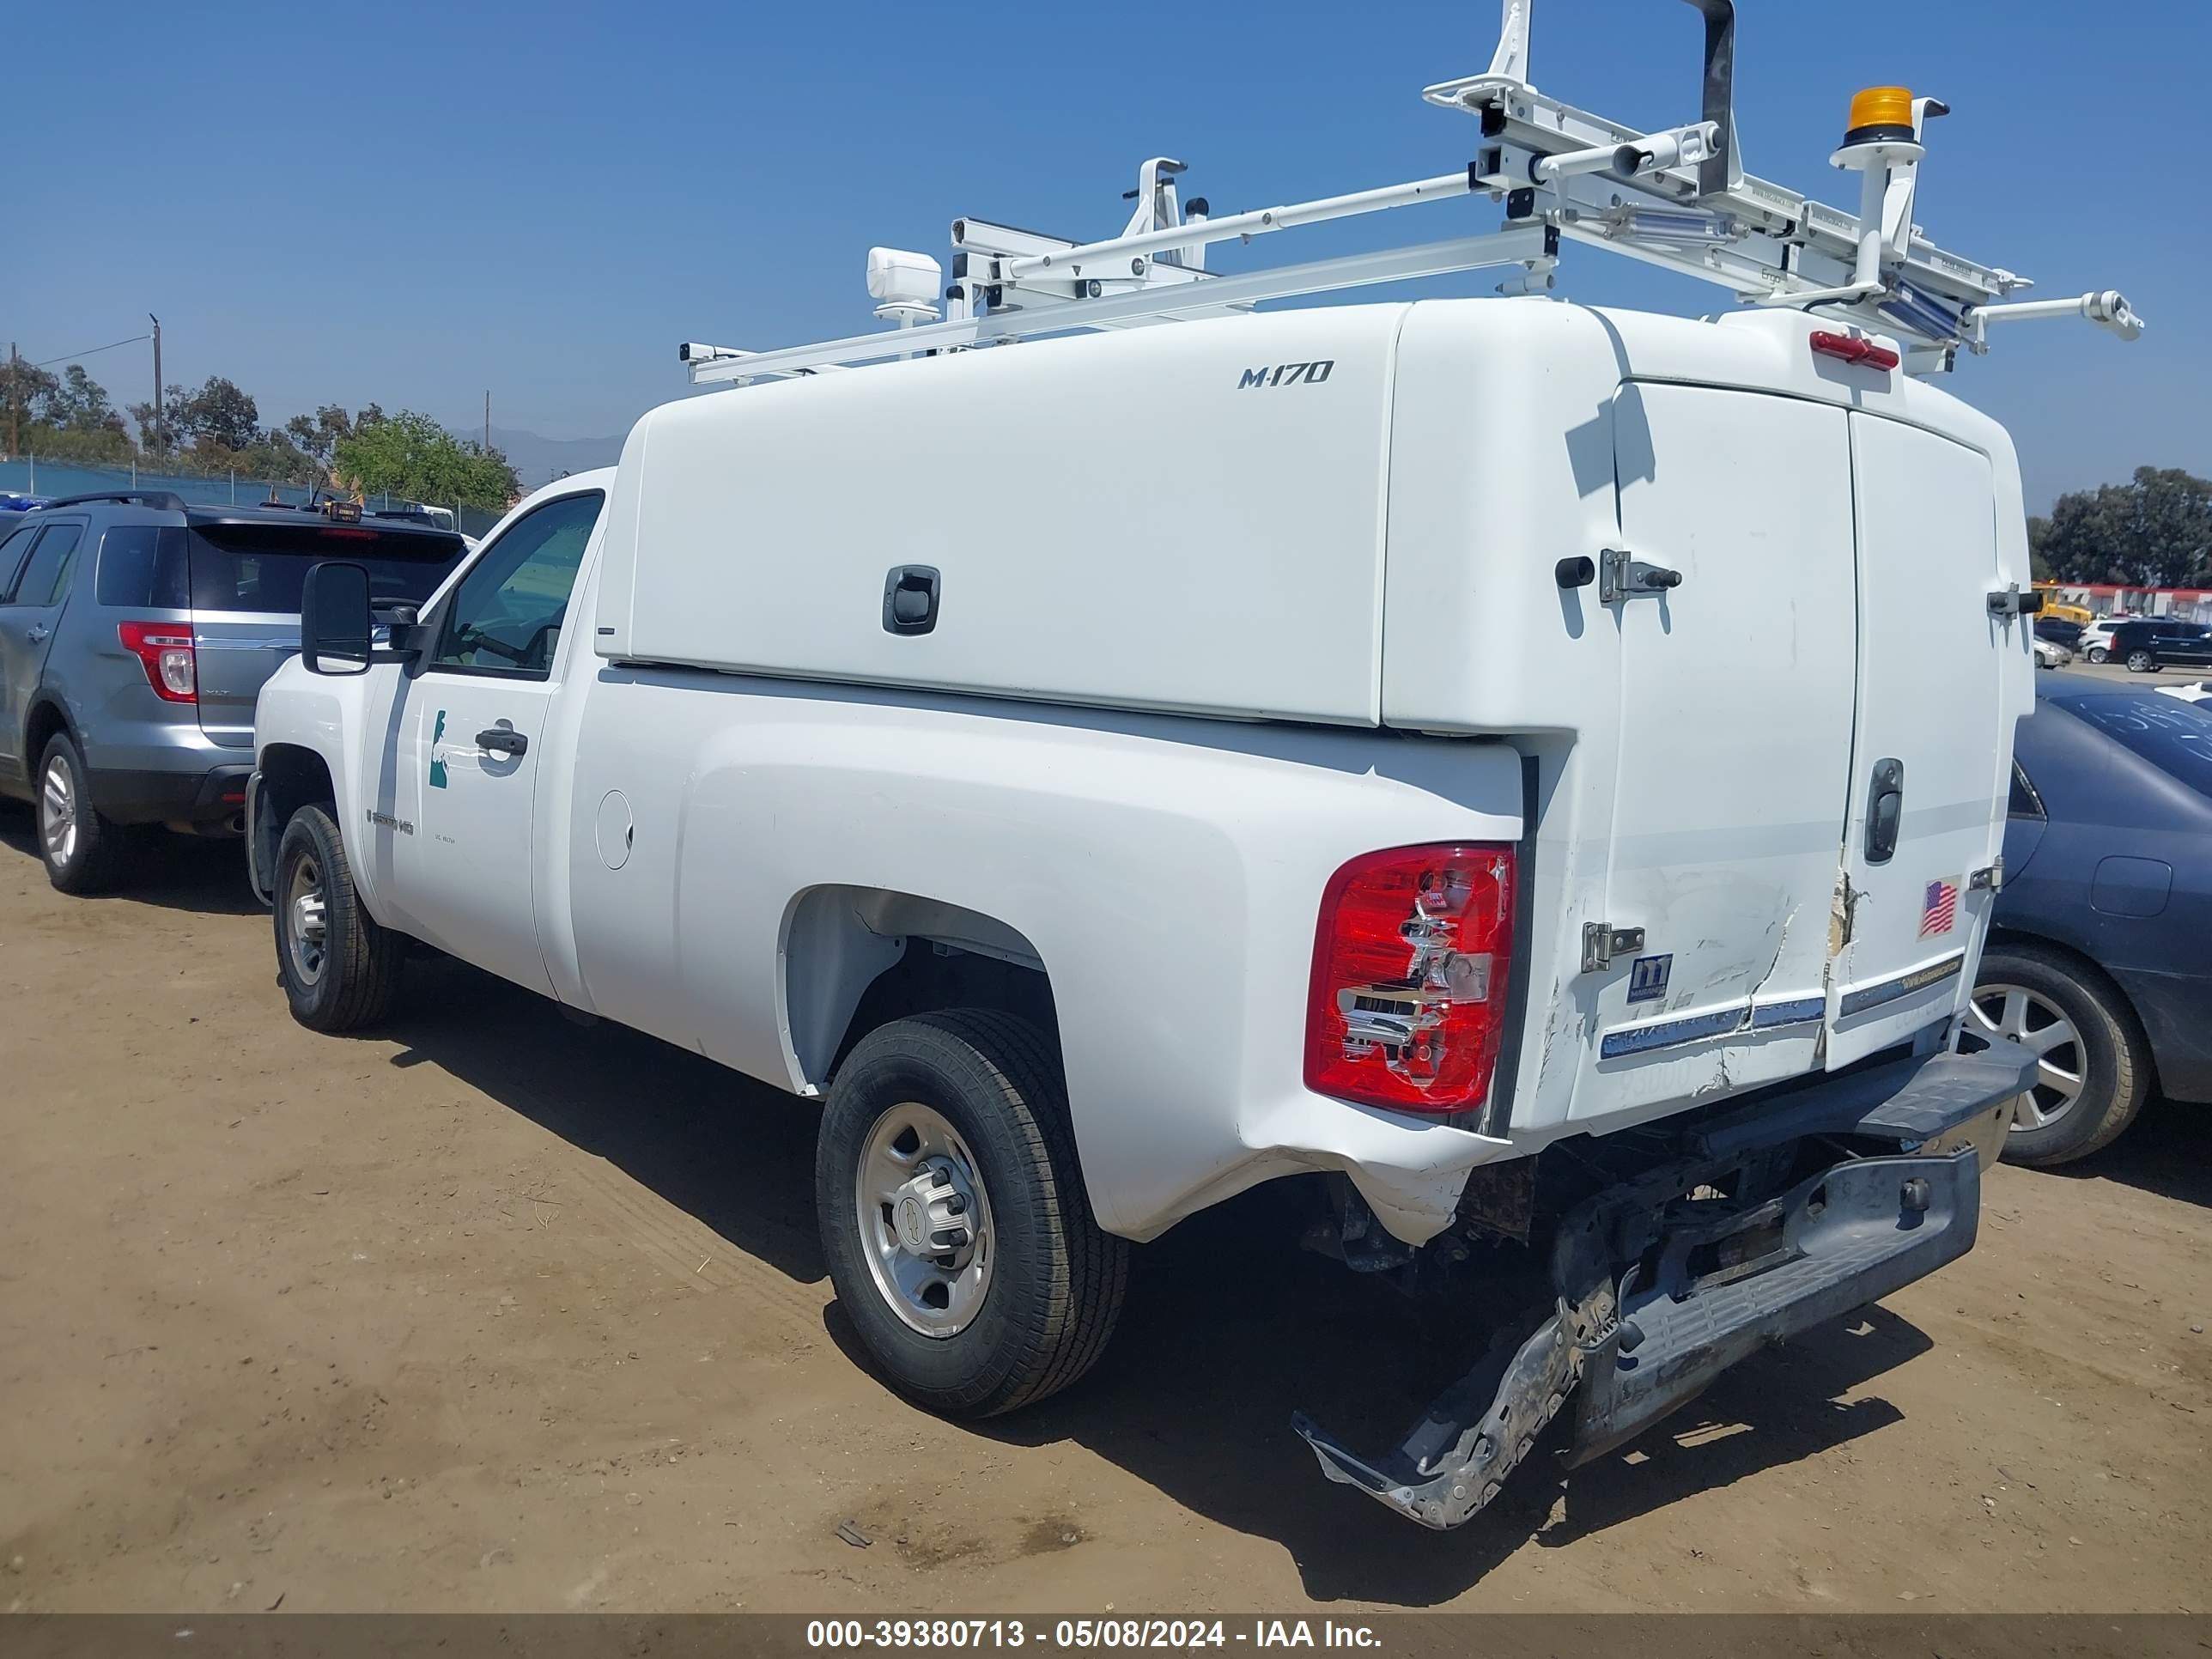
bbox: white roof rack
[683,0,2143,387]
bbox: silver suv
[0,491,465,892]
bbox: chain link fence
[0,454,506,539]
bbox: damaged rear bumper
[1291,1038,2033,1529]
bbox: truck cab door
[1825,417,2015,1066]
[386,489,606,997]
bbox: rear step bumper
[1291,1037,2034,1530]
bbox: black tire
[273,804,404,1032]
[817,1010,1128,1418]
[1972,941,2150,1168]
[2125,649,2157,673]
[35,731,137,895]
[2085,646,2109,665]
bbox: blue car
[1972,674,2212,1164]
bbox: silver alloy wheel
[284,852,330,986]
[2086,647,2108,664]
[1967,982,2086,1133]
[2127,650,2155,672]
[854,1100,994,1338]
[39,755,78,868]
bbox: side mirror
[301,561,372,676]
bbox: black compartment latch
[882,565,942,635]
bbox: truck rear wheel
[273,804,404,1032]
[817,1010,1128,1417]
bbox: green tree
[3,360,58,453]
[226,428,325,487]
[129,383,190,453]
[4,362,133,463]
[2035,467,2212,589]
[44,365,126,435]
[283,404,357,465]
[2027,515,2054,582]
[173,376,262,452]
[332,409,518,510]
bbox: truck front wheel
[817,1011,1128,1418]
[273,804,404,1032]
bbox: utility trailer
[254,0,2142,1530]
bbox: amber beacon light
[1843,86,1917,146]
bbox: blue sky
[12,0,2206,504]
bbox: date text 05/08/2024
[806,1621,1382,1650]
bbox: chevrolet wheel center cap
[895,1194,928,1253]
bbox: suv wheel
[274,804,404,1031]
[2084,646,2109,664]
[2124,648,2157,672]
[1968,942,2149,1167]
[36,731,137,894]
[817,1010,1129,1418]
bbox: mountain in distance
[449,422,626,489]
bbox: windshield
[2048,686,2212,799]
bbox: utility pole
[8,342,17,460]
[483,390,490,452]
[149,313,163,453]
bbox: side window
[428,491,605,679]
[95,526,192,609]
[0,524,42,596]
[2008,762,2045,821]
[2,524,84,606]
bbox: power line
[29,332,155,370]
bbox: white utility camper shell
[599,296,2032,1115]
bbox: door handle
[476,726,528,757]
[25,623,50,643]
[1864,757,1904,864]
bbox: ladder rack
[683,0,2142,388]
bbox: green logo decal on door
[428,709,449,789]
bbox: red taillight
[1808,329,1900,373]
[319,526,375,540]
[118,621,198,703]
[1305,842,1516,1116]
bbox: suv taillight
[1305,842,1516,1115]
[118,622,198,702]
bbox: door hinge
[1583,922,1646,974]
[1985,583,2045,618]
[1968,860,2003,892]
[1599,549,1684,605]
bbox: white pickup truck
[247,293,2041,1528]
[252,0,2154,1525]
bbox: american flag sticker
[1919,877,1960,939]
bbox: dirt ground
[1,812,2206,1616]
